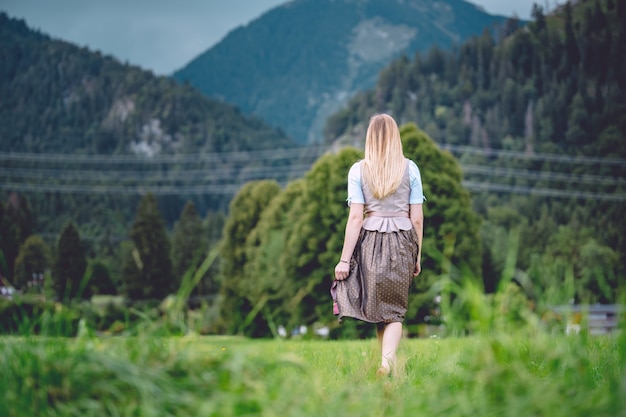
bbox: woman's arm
[410,203,423,276]
[334,203,364,280]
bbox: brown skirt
[335,228,419,324]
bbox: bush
[0,297,79,337]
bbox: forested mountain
[0,13,295,154]
[0,13,301,239]
[173,0,513,144]
[325,0,626,300]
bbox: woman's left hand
[413,254,422,276]
[334,261,350,281]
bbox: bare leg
[376,323,385,348]
[377,322,403,376]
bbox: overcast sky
[0,0,547,75]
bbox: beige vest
[361,159,413,232]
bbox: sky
[0,0,546,76]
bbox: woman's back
[361,159,412,233]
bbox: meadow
[1,325,624,417]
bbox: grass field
[1,327,624,417]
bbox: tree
[275,148,364,327]
[233,123,482,336]
[122,193,174,301]
[14,235,50,292]
[400,123,482,324]
[171,201,207,288]
[53,221,89,301]
[217,180,281,335]
[1,193,33,283]
[86,260,117,295]
[242,179,308,334]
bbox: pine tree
[171,200,207,290]
[123,193,174,301]
[1,193,33,283]
[53,221,88,301]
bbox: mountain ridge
[0,12,296,156]
[174,0,515,143]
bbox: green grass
[1,330,624,417]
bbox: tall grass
[0,332,624,416]
[1,238,624,416]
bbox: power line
[0,182,264,195]
[440,144,626,166]
[0,164,313,183]
[463,181,626,202]
[1,146,625,200]
[1,144,625,166]
[3,176,625,202]
[0,146,329,165]
[462,165,626,186]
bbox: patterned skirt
[334,228,419,324]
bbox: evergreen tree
[53,221,88,301]
[87,260,117,295]
[171,200,207,290]
[14,235,50,292]
[1,193,33,283]
[122,193,174,301]
[0,200,6,278]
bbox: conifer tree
[123,193,174,301]
[14,235,50,292]
[53,221,88,301]
[171,200,207,290]
[1,193,33,283]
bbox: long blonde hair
[362,114,405,199]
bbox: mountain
[323,0,626,299]
[0,13,301,241]
[0,12,295,155]
[173,0,514,144]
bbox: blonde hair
[362,114,405,199]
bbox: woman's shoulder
[406,158,420,171]
[349,160,363,175]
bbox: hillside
[173,0,513,144]
[0,13,301,239]
[0,13,295,155]
[324,0,626,298]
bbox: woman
[334,113,424,377]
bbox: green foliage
[400,123,482,322]
[325,0,626,301]
[223,124,482,336]
[278,148,363,327]
[218,180,282,335]
[0,330,624,417]
[0,12,297,248]
[0,297,79,336]
[122,193,174,301]
[171,201,207,291]
[53,221,89,301]
[241,179,307,334]
[0,193,33,282]
[85,260,117,295]
[13,235,50,292]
